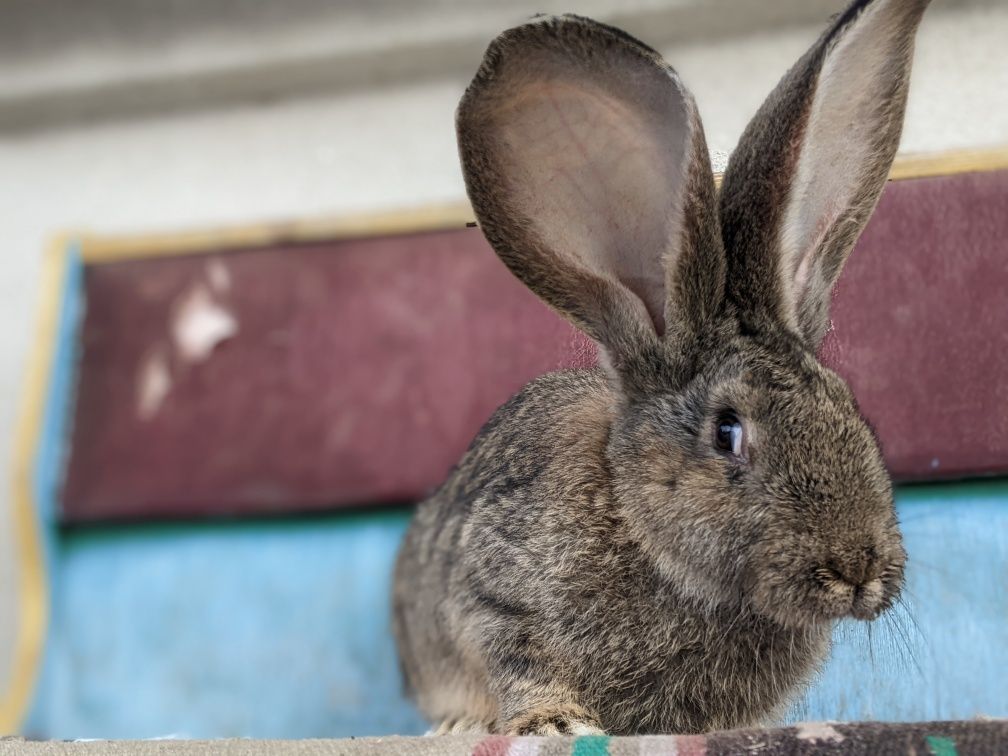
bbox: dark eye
[714,412,745,458]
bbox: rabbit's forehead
[696,337,816,389]
[698,344,860,424]
[743,369,883,475]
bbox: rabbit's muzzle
[745,521,906,629]
[810,549,905,621]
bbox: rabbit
[393,0,929,736]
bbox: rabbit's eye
[714,412,745,458]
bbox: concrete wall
[2,0,1006,721]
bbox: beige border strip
[77,146,1008,264]
[889,147,1008,181]
[1,239,70,733]
[79,202,476,264]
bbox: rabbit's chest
[574,605,830,734]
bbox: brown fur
[393,0,928,736]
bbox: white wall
[1,0,1006,712]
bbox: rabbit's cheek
[821,586,855,619]
[850,577,886,620]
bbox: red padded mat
[61,169,1008,521]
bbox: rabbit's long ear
[720,0,930,348]
[458,16,724,390]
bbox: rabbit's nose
[831,544,879,587]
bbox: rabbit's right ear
[719,0,931,348]
[457,16,725,395]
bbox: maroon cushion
[61,169,1008,522]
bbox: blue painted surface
[33,510,427,739]
[28,481,1008,738]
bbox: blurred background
[1,0,1007,740]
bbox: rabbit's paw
[505,704,605,736]
[430,716,492,735]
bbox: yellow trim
[73,146,1008,264]
[888,147,1008,181]
[1,239,69,733]
[79,202,476,264]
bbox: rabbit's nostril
[813,566,847,587]
[838,562,868,586]
[817,559,874,589]
[825,544,883,587]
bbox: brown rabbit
[393,0,929,736]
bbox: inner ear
[472,29,694,338]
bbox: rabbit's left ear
[720,0,931,348]
[457,15,724,393]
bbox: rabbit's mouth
[809,561,903,622]
[746,551,904,628]
[812,567,887,621]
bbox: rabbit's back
[392,368,616,727]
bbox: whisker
[894,596,927,647]
[880,609,924,677]
[866,620,876,675]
